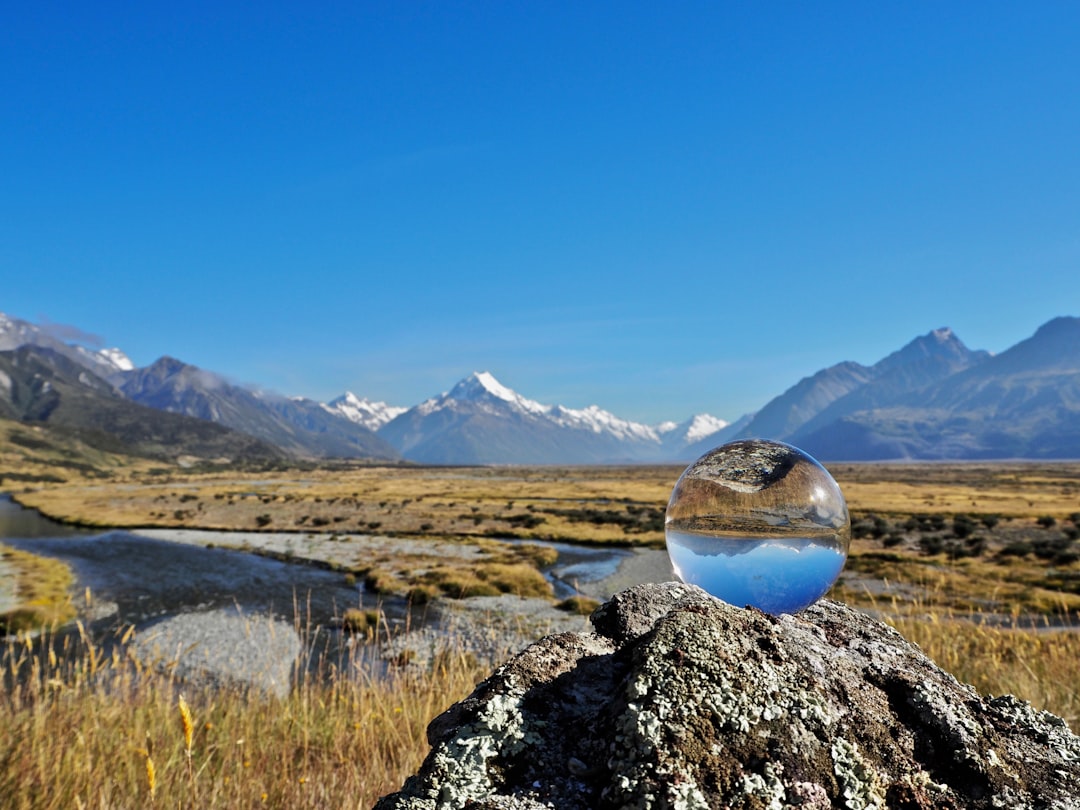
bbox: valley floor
[6,460,1080,616]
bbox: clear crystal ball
[665,439,850,614]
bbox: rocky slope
[0,346,282,463]
[116,357,400,460]
[377,582,1080,810]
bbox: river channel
[0,494,669,633]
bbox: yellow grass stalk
[145,754,156,801]
[178,694,194,754]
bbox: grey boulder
[376,582,1080,810]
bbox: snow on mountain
[413,371,659,441]
[72,344,134,375]
[378,371,732,463]
[545,404,658,442]
[323,392,407,432]
[0,311,133,376]
[654,413,731,458]
[681,414,730,444]
[417,371,549,417]
[99,347,135,371]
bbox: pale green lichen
[428,691,530,809]
[831,738,883,810]
[739,762,787,810]
[610,612,842,810]
[668,777,710,809]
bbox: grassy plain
[0,595,1077,809]
[8,459,1080,616]
[2,460,1080,806]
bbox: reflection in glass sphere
[665,439,850,615]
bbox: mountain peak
[985,315,1080,374]
[323,391,406,431]
[99,347,134,371]
[1032,315,1080,340]
[450,371,519,402]
[0,311,134,376]
[871,326,985,377]
[930,327,954,342]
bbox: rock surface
[376,582,1080,810]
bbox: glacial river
[0,494,666,631]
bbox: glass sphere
[665,439,850,615]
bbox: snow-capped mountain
[378,371,727,464]
[0,311,133,377]
[322,392,407,432]
[116,357,400,460]
[657,414,729,447]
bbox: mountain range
[2,310,1080,463]
[0,345,282,463]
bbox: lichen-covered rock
[375,582,1080,810]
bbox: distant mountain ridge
[3,310,1079,463]
[0,312,133,378]
[377,371,718,464]
[322,392,406,432]
[749,319,1080,460]
[0,346,282,462]
[115,357,400,461]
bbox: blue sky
[3,2,1079,424]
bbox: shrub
[363,568,397,594]
[406,585,439,604]
[475,563,551,598]
[918,535,944,555]
[998,542,1033,558]
[341,608,381,634]
[952,515,976,538]
[556,595,601,615]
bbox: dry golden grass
[835,541,1080,618]
[0,419,156,487]
[830,461,1080,518]
[0,545,76,633]
[1,599,1077,810]
[869,595,1080,732]
[0,621,492,810]
[12,460,1080,544]
[10,464,677,544]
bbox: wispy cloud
[37,315,104,347]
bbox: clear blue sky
[3,2,1079,424]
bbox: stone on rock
[376,582,1080,810]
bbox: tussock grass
[420,561,552,599]
[872,598,1080,733]
[0,601,1077,810]
[0,545,76,634]
[16,461,1080,548]
[0,621,491,810]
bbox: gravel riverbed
[4,522,674,689]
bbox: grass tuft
[0,618,492,810]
